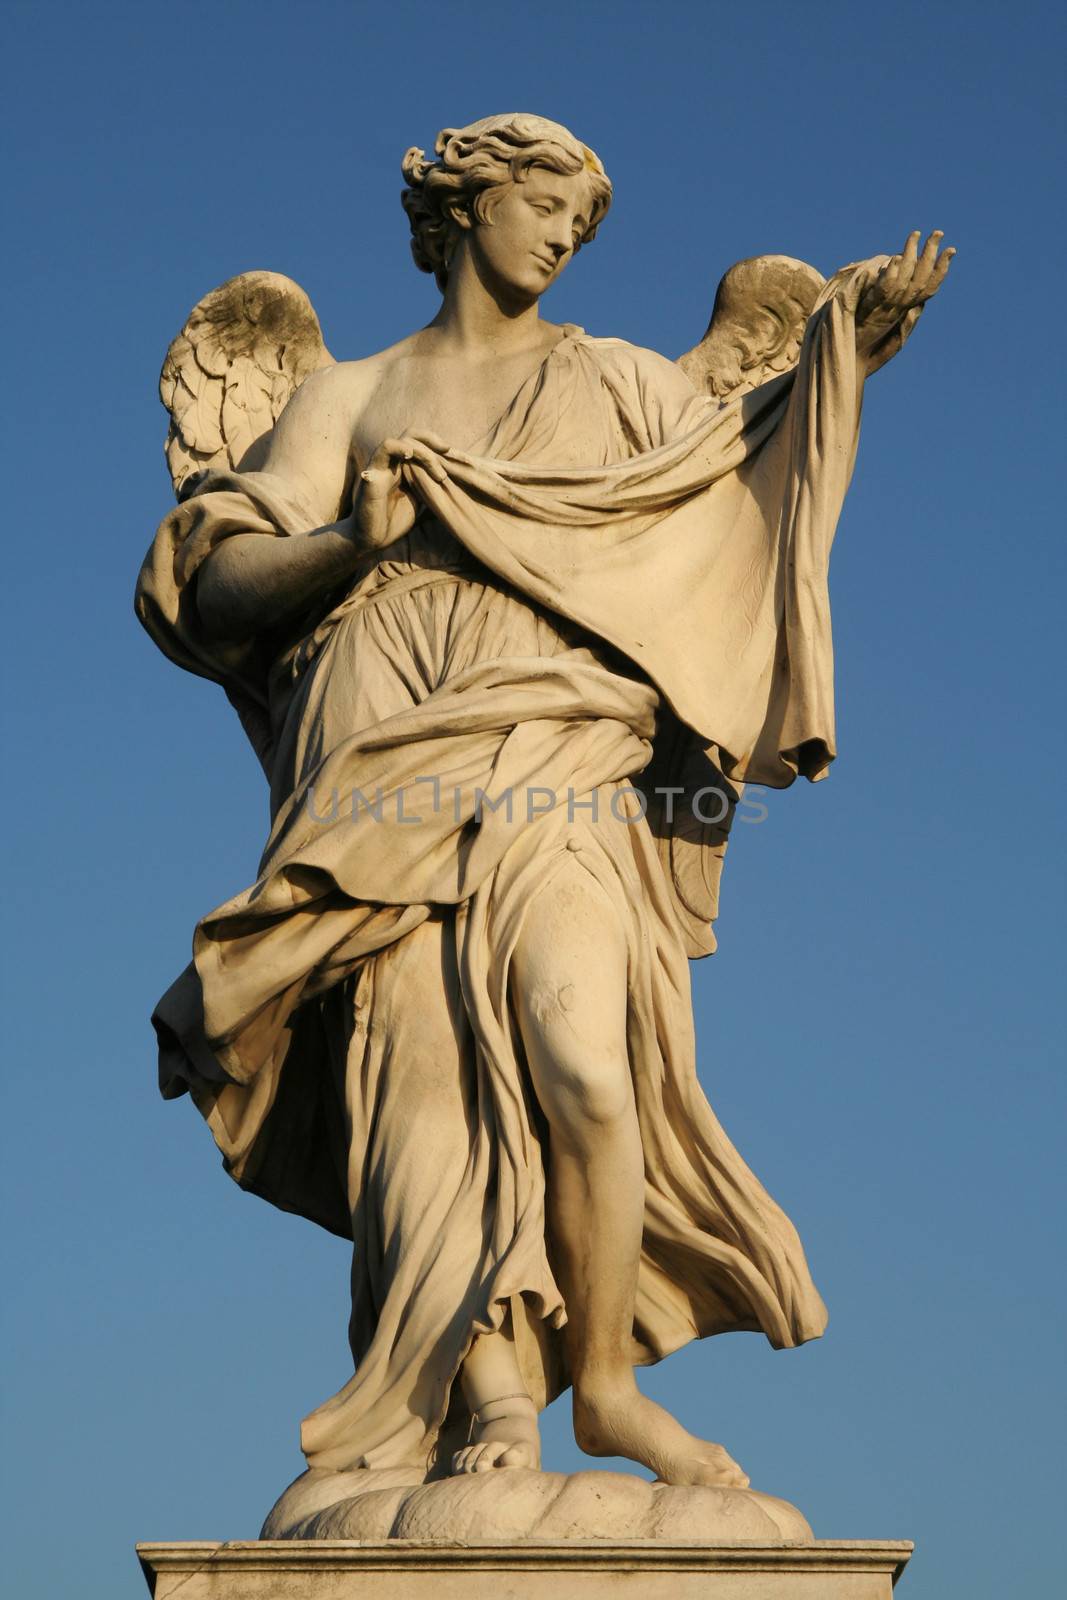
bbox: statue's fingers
[383,435,437,471]
[367,438,408,478]
[911,230,943,295]
[882,231,919,297]
[927,245,956,293]
[879,254,904,295]
[408,430,452,454]
[405,442,450,484]
[413,436,475,471]
[359,465,393,500]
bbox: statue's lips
[531,253,557,271]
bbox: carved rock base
[260,1465,814,1542]
[138,1537,913,1598]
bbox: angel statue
[136,113,952,1530]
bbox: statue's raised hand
[354,433,451,552]
[857,230,955,349]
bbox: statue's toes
[694,1448,749,1489]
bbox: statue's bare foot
[451,1393,541,1474]
[573,1381,749,1488]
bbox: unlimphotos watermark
[304,779,769,827]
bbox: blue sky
[3,2,1064,1595]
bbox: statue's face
[466,166,592,303]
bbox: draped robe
[136,265,908,1475]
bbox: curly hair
[401,113,613,291]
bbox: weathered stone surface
[138,109,951,1526]
[138,1538,913,1599]
[261,1466,813,1542]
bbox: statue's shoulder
[289,347,383,407]
[275,333,420,435]
[574,333,701,403]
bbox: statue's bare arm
[196,363,448,643]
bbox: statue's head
[401,114,612,296]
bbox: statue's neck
[429,248,547,357]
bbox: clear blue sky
[3,2,1064,1595]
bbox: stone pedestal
[138,1538,912,1598]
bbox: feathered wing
[159,271,334,499]
[676,254,826,403]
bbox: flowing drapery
[136,264,908,1470]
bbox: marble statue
[136,113,952,1533]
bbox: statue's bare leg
[509,855,749,1489]
[452,1311,541,1473]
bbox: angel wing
[677,254,826,402]
[159,271,334,499]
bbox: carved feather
[172,365,225,455]
[159,270,334,498]
[677,255,826,402]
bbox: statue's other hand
[857,230,955,335]
[354,434,451,552]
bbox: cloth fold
[136,262,910,1472]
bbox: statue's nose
[543,220,572,259]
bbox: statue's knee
[567,1058,632,1127]
[514,859,631,1130]
[535,1039,632,1130]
